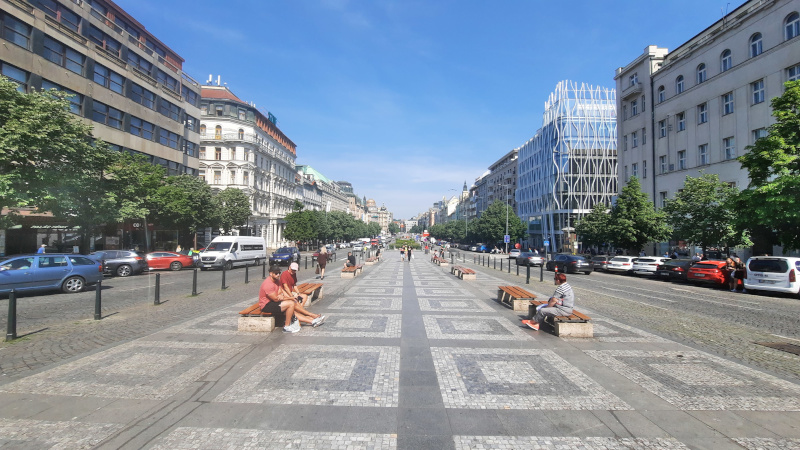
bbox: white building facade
[199,85,297,248]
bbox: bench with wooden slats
[526,298,593,337]
[365,257,379,265]
[497,285,536,311]
[297,282,324,303]
[341,264,363,278]
[452,265,476,280]
[238,303,277,332]
[239,303,273,317]
[432,256,449,266]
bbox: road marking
[575,287,671,311]
[771,334,800,343]
[601,287,677,303]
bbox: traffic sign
[503,235,510,243]
[543,240,550,246]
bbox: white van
[744,256,800,296]
[198,236,266,270]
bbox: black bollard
[221,266,227,290]
[245,265,249,284]
[508,259,511,274]
[540,264,544,282]
[94,280,102,320]
[526,265,531,284]
[154,273,160,305]
[305,256,308,270]
[263,262,267,279]
[6,289,17,341]
[192,269,198,296]
[516,264,519,276]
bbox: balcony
[621,81,643,100]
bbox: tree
[284,210,316,246]
[388,222,400,234]
[152,175,215,246]
[214,188,252,234]
[367,222,381,237]
[736,80,800,252]
[471,200,525,245]
[575,203,610,249]
[663,173,750,255]
[608,177,671,252]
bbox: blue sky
[116,0,743,219]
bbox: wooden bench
[432,256,449,266]
[452,265,476,280]
[365,257,379,266]
[238,303,276,332]
[528,299,593,337]
[341,264,363,278]
[297,282,324,303]
[497,285,537,311]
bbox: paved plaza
[1,256,800,449]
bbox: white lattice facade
[517,81,618,252]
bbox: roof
[200,86,246,105]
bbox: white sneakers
[283,321,301,333]
[312,315,326,327]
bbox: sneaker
[731,289,736,292]
[283,324,299,333]
[742,289,747,294]
[522,320,539,331]
[312,315,326,327]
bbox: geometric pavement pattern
[0,418,123,449]
[423,315,533,341]
[454,435,689,449]
[149,427,397,450]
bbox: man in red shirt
[260,265,324,332]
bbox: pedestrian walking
[317,246,328,280]
[400,245,406,261]
[37,244,46,254]
[407,246,412,262]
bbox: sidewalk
[0,256,799,449]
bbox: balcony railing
[200,133,295,165]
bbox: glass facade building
[516,81,617,252]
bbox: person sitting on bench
[260,265,324,333]
[346,251,356,267]
[522,273,574,331]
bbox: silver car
[515,252,544,266]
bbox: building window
[199,147,206,159]
[159,130,179,149]
[230,148,236,160]
[114,15,139,39]
[183,88,198,108]
[129,83,155,109]
[88,25,121,57]
[632,163,638,178]
[2,62,28,91]
[156,69,179,93]
[41,79,81,113]
[786,12,800,40]
[750,33,763,58]
[238,128,244,139]
[629,73,638,87]
[93,64,124,94]
[659,155,667,174]
[43,36,84,74]
[631,99,638,116]
[91,101,122,129]
[622,105,627,120]
[696,63,707,84]
[659,120,666,138]
[642,160,647,179]
[244,149,251,161]
[657,86,665,103]
[214,125,222,139]
[214,147,222,160]
[182,141,196,157]
[677,112,685,131]
[199,170,205,182]
[678,150,686,170]
[699,144,709,165]
[752,128,767,142]
[751,79,765,104]
[676,75,684,94]
[129,117,154,140]
[788,63,800,81]
[238,109,246,120]
[642,128,647,145]
[229,170,236,184]
[158,98,181,122]
[659,191,668,208]
[722,92,734,115]
[641,95,646,111]
[623,135,628,151]
[215,105,223,116]
[2,12,31,49]
[243,171,249,185]
[185,115,197,131]
[724,137,736,159]
[213,171,221,184]
[721,49,732,72]
[41,0,81,32]
[697,103,708,124]
[632,131,638,148]
[623,165,628,181]
[127,51,152,74]
[199,124,206,136]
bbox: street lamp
[497,183,512,254]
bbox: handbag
[315,265,320,274]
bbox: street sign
[543,240,550,247]
[503,235,510,243]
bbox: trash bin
[527,304,536,320]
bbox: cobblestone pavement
[0,253,799,449]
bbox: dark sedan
[546,254,592,275]
[590,255,613,272]
[88,250,148,277]
[655,259,696,282]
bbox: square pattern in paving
[216,344,400,407]
[733,438,800,450]
[432,347,630,410]
[413,279,461,287]
[306,313,401,338]
[346,286,404,296]
[563,317,671,342]
[587,350,800,410]
[150,427,397,449]
[327,296,403,311]
[0,341,247,400]
[418,298,495,312]
[423,315,532,341]
[415,287,474,297]
[162,310,250,335]
[454,436,687,449]
[0,419,123,449]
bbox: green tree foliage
[388,222,400,234]
[608,177,671,252]
[284,209,316,243]
[152,176,215,241]
[736,80,800,251]
[575,203,610,249]
[471,200,525,244]
[214,188,252,234]
[106,152,166,222]
[367,222,381,237]
[663,173,750,254]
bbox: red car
[145,251,195,271]
[687,260,731,286]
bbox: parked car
[546,254,592,275]
[607,256,638,274]
[0,253,103,294]
[508,249,521,259]
[516,252,545,267]
[655,259,696,282]
[590,255,613,272]
[744,256,800,296]
[687,260,730,286]
[88,250,148,277]
[268,246,300,266]
[632,257,670,276]
[312,245,337,262]
[199,236,266,270]
[146,251,195,271]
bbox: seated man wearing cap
[281,262,311,308]
[261,265,325,332]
